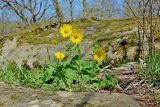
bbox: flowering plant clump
[41,24,117,91]
[1,24,117,91]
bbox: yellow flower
[93,48,106,61]
[70,29,83,44]
[55,51,65,60]
[60,24,73,37]
[51,39,58,46]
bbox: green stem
[47,47,51,63]
[77,44,83,91]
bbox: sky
[0,0,125,21]
[58,0,125,19]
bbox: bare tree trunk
[83,0,87,18]
[149,0,155,55]
[124,0,132,17]
[108,0,113,18]
[142,0,146,60]
[52,0,64,22]
[101,0,106,18]
[69,0,74,20]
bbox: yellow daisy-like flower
[93,48,106,61]
[70,29,83,44]
[51,39,58,46]
[55,51,65,60]
[60,24,73,37]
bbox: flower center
[74,35,79,39]
[64,30,68,34]
[97,53,101,57]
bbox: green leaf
[91,83,99,89]
[59,80,66,89]
[71,55,80,62]
[64,68,77,80]
[44,65,54,82]
[100,79,107,88]
[81,60,95,67]
[82,75,90,82]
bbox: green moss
[0,18,140,49]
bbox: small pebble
[41,100,53,105]
[28,99,39,105]
[28,104,39,107]
[56,91,72,98]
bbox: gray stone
[107,47,117,60]
[0,82,141,107]
[2,38,17,58]
[28,99,39,105]
[113,27,138,37]
[1,38,93,68]
[68,92,140,107]
[28,104,40,107]
[85,27,95,35]
[50,102,62,107]
[41,100,53,105]
[109,62,142,75]
[56,91,72,98]
[127,47,137,60]
[1,38,68,68]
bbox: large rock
[103,62,142,75]
[0,38,66,67]
[0,82,141,107]
[2,38,17,58]
[0,38,93,68]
